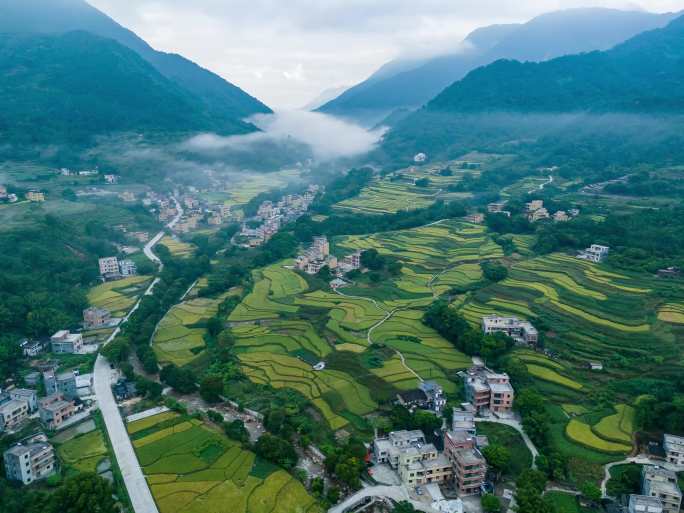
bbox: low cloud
[184,110,385,162]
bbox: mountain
[0,32,254,145]
[319,8,678,125]
[380,14,684,163]
[1,0,271,122]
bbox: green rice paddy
[87,275,152,317]
[126,412,320,513]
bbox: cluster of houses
[0,369,92,435]
[293,235,363,288]
[98,256,137,281]
[524,200,579,223]
[0,185,18,203]
[59,167,98,177]
[577,244,610,263]
[371,365,514,505]
[486,200,579,223]
[237,186,319,247]
[0,185,46,203]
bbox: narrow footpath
[93,197,183,513]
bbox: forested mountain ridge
[318,8,678,124]
[379,14,684,165]
[0,31,255,144]
[428,14,684,114]
[1,0,271,121]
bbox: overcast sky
[88,0,684,109]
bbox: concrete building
[83,307,111,329]
[554,211,570,222]
[396,381,446,413]
[628,494,663,513]
[26,190,45,202]
[50,330,83,354]
[642,466,682,513]
[17,338,43,357]
[0,399,30,432]
[481,315,538,345]
[373,430,426,467]
[397,445,453,486]
[43,370,78,399]
[528,208,550,222]
[487,202,507,213]
[525,200,544,212]
[3,442,56,485]
[119,259,137,276]
[450,447,487,496]
[98,256,119,276]
[577,244,610,263]
[39,394,75,430]
[663,434,684,467]
[463,365,514,415]
[9,389,38,412]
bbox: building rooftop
[454,448,485,466]
[0,399,28,413]
[664,433,684,447]
[629,494,663,512]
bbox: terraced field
[457,253,679,365]
[160,236,196,258]
[87,275,152,317]
[227,222,499,429]
[658,302,684,324]
[334,163,475,215]
[153,292,235,367]
[126,412,320,513]
[57,429,108,473]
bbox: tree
[480,261,509,282]
[160,364,197,394]
[482,444,511,478]
[481,493,501,513]
[580,481,601,503]
[199,375,224,403]
[254,433,297,470]
[46,473,118,513]
[224,419,250,444]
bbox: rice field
[565,419,632,454]
[457,252,679,365]
[87,275,152,316]
[658,303,684,324]
[57,430,108,473]
[160,236,196,258]
[153,292,235,367]
[592,404,635,444]
[334,163,475,215]
[126,412,321,513]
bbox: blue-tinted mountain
[319,8,678,125]
[1,0,271,122]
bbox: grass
[131,415,321,513]
[87,275,152,316]
[57,430,108,473]
[565,419,632,454]
[545,492,581,513]
[476,422,532,478]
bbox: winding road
[93,196,182,513]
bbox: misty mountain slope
[380,14,684,162]
[318,8,678,124]
[1,0,271,121]
[0,31,255,145]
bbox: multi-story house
[642,466,682,513]
[396,381,446,413]
[26,190,45,202]
[397,444,453,487]
[0,399,30,432]
[463,365,515,415]
[3,442,56,485]
[98,256,120,277]
[577,244,610,263]
[17,338,43,357]
[373,430,426,467]
[43,370,78,399]
[119,259,137,276]
[481,315,538,345]
[451,447,487,496]
[50,330,83,354]
[39,394,75,430]
[83,307,111,329]
[8,389,38,412]
[663,434,684,467]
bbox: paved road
[328,485,436,513]
[93,197,183,513]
